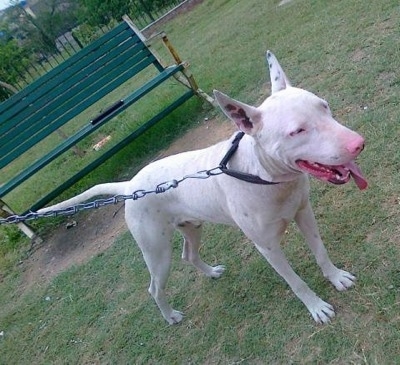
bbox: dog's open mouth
[296,160,368,190]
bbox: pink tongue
[345,161,368,190]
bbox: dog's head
[214,51,367,190]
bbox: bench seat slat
[0,46,155,159]
[0,22,133,117]
[0,64,185,197]
[0,34,145,129]
[0,52,159,168]
[0,32,147,130]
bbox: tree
[5,0,79,55]
[31,0,80,46]
[0,1,80,100]
[0,38,29,100]
[78,0,132,26]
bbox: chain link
[0,167,223,225]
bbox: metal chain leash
[1,132,277,226]
[0,167,223,225]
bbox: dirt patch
[22,118,236,288]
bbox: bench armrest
[123,15,184,67]
[122,15,214,104]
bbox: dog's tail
[37,182,127,214]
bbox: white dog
[39,51,367,324]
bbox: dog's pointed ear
[266,50,291,93]
[213,90,262,135]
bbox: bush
[0,39,30,101]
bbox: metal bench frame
[0,16,213,226]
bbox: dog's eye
[290,128,306,136]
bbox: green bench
[0,16,213,218]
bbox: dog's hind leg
[178,222,225,278]
[127,219,183,325]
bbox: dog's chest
[271,179,307,207]
[224,177,308,224]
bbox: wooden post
[0,199,42,243]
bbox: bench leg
[0,200,42,244]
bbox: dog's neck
[229,134,303,183]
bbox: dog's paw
[166,310,184,325]
[326,268,356,291]
[208,265,226,279]
[308,299,335,324]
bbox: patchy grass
[1,0,400,363]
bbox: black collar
[219,132,279,185]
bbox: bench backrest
[0,20,163,170]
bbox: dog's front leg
[294,201,356,291]
[256,240,335,323]
[241,224,335,324]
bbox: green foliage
[0,225,28,273]
[76,0,181,27]
[0,225,23,250]
[0,1,81,98]
[28,3,79,51]
[71,22,107,46]
[77,0,132,26]
[0,38,29,99]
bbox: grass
[1,0,400,363]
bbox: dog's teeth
[310,162,323,170]
[310,162,331,173]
